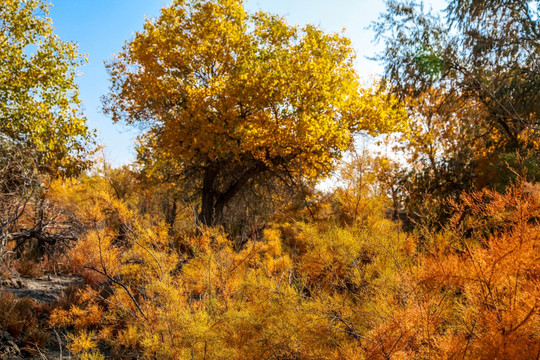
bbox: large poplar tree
[104,0,403,225]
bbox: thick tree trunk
[198,166,219,226]
[165,197,178,236]
[198,194,216,226]
[197,162,265,226]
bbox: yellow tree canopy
[104,0,405,224]
[0,0,93,176]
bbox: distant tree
[374,0,539,149]
[394,89,482,225]
[104,0,404,226]
[373,0,540,221]
[0,0,93,176]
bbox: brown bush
[13,259,44,278]
[0,292,49,353]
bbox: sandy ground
[0,275,83,303]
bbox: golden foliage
[45,168,539,359]
[48,172,415,359]
[103,0,406,225]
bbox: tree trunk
[198,166,219,226]
[197,162,265,226]
[165,197,178,236]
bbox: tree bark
[198,165,219,226]
[197,161,265,226]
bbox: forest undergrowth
[2,171,537,359]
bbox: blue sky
[48,0,446,165]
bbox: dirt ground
[0,275,83,303]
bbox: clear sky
[48,0,446,165]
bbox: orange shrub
[366,184,540,359]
